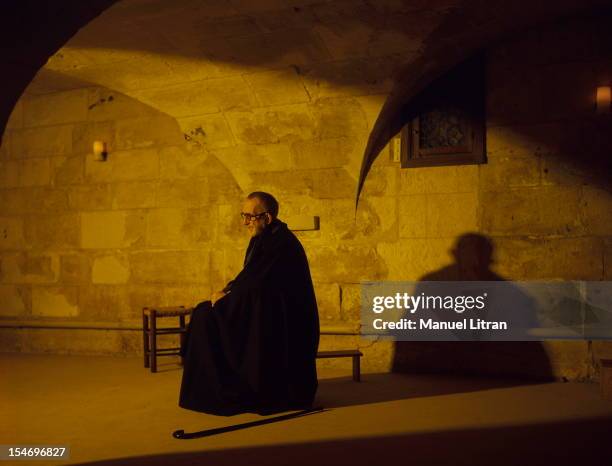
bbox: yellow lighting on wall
[596,86,611,114]
[92,141,107,161]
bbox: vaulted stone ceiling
[14,0,612,197]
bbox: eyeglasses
[240,212,269,223]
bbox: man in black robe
[179,192,320,416]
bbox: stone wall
[1,12,611,380]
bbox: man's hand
[211,290,227,305]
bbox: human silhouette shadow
[393,233,554,381]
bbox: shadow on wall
[0,0,118,139]
[392,233,555,381]
[72,417,612,466]
[1,0,609,143]
[358,7,612,200]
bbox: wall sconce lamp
[596,86,611,115]
[93,140,108,161]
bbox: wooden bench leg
[143,310,150,368]
[352,355,361,382]
[149,310,157,373]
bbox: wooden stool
[142,306,192,373]
[317,349,363,382]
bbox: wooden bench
[143,306,363,381]
[317,349,363,382]
[143,306,192,373]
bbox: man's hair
[247,192,279,219]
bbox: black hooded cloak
[179,219,320,416]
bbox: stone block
[134,76,255,116]
[72,120,115,155]
[398,195,428,238]
[86,88,158,122]
[129,250,209,285]
[541,340,590,380]
[308,244,387,282]
[113,181,157,209]
[0,252,59,284]
[581,187,612,235]
[0,217,25,250]
[494,237,604,280]
[360,340,394,373]
[214,143,294,173]
[31,286,79,317]
[209,246,245,290]
[246,168,311,199]
[540,154,591,187]
[115,115,183,150]
[0,158,51,188]
[146,208,212,248]
[85,148,160,183]
[81,211,145,249]
[226,105,316,145]
[313,97,368,139]
[158,145,210,180]
[68,184,113,211]
[77,284,131,321]
[52,155,85,185]
[399,164,478,195]
[302,57,398,100]
[179,114,236,149]
[0,285,28,317]
[226,105,314,145]
[0,160,18,187]
[216,202,245,240]
[20,158,52,187]
[0,189,30,215]
[157,179,207,208]
[290,137,354,169]
[340,283,361,322]
[83,153,113,183]
[479,156,540,191]
[486,124,561,159]
[92,255,130,284]
[245,68,310,107]
[10,124,73,158]
[6,100,23,130]
[224,28,330,68]
[481,186,583,236]
[361,164,398,197]
[320,197,396,243]
[22,89,88,127]
[377,238,454,281]
[427,192,478,238]
[144,208,179,247]
[313,282,341,321]
[0,135,9,159]
[29,187,69,213]
[0,187,67,214]
[60,254,91,284]
[310,167,355,199]
[24,213,80,249]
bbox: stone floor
[2,353,612,465]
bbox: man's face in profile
[241,197,270,238]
